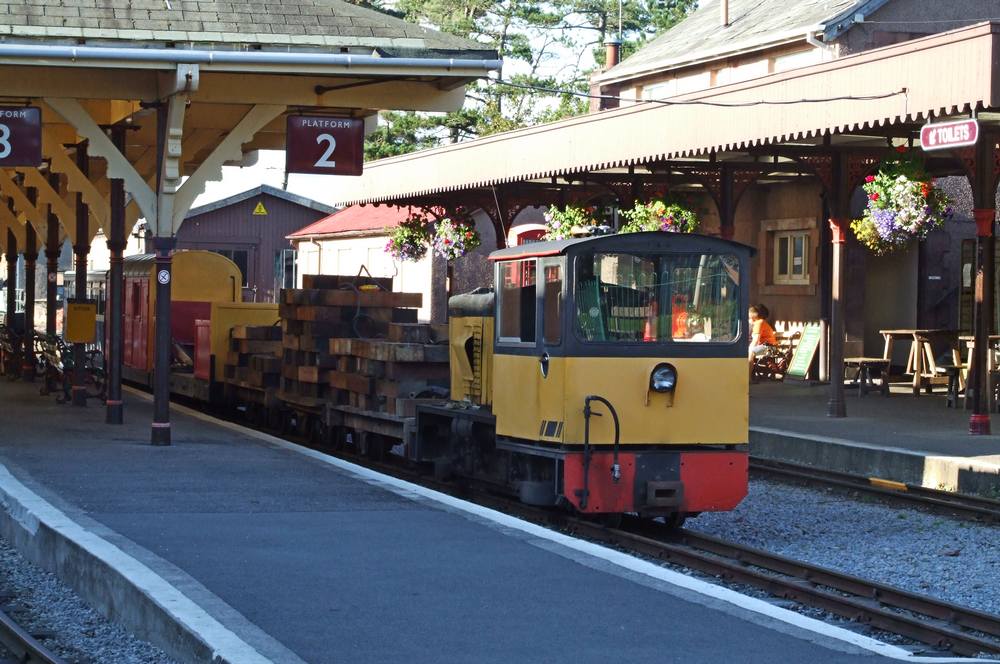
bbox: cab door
[536,258,566,444]
[493,257,542,440]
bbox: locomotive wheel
[662,512,687,530]
[595,513,623,529]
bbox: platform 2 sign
[920,119,978,151]
[0,107,41,167]
[285,116,364,176]
[785,323,822,379]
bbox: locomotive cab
[420,231,753,521]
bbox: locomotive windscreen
[574,252,741,344]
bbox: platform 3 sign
[920,119,978,151]
[0,107,41,167]
[286,116,364,176]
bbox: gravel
[0,534,178,664]
[688,478,1000,617]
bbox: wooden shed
[175,185,335,303]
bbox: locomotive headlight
[650,363,678,393]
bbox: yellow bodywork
[492,354,748,445]
[449,315,494,406]
[209,302,280,381]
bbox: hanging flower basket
[619,199,699,234]
[851,148,955,256]
[385,212,432,262]
[543,205,598,240]
[432,217,481,261]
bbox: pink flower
[865,175,875,183]
[869,193,880,201]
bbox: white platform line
[0,463,273,664]
[162,395,996,664]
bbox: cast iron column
[719,164,736,241]
[44,174,61,395]
[969,209,994,434]
[21,206,37,382]
[151,236,175,445]
[106,126,126,425]
[4,224,18,378]
[4,228,15,332]
[826,217,847,417]
[72,142,90,406]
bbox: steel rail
[749,457,1000,523]
[0,606,66,664]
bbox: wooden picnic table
[958,335,1000,408]
[879,328,959,395]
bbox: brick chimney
[604,37,622,69]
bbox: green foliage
[363,0,697,159]
[385,213,433,261]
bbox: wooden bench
[844,357,890,397]
[935,363,965,408]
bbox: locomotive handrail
[580,395,622,510]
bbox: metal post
[21,204,37,382]
[827,218,847,417]
[4,228,15,336]
[151,236,175,445]
[106,126,127,424]
[44,174,61,395]
[72,142,90,406]
[969,208,994,434]
[45,174,60,338]
[151,103,172,445]
[719,164,736,241]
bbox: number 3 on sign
[0,124,11,159]
[314,133,336,168]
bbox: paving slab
[0,380,934,663]
[750,382,1000,493]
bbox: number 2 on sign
[314,133,336,168]
[0,124,11,159]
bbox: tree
[363,0,697,160]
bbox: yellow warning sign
[252,201,268,216]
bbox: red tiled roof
[287,205,412,239]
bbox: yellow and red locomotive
[416,231,752,523]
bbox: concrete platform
[750,382,1000,493]
[0,381,970,663]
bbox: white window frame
[773,230,810,285]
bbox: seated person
[748,304,777,364]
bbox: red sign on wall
[920,119,979,151]
[0,107,41,167]
[285,116,364,176]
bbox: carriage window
[575,252,740,343]
[543,265,562,345]
[498,259,536,343]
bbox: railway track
[750,457,1000,523]
[0,605,65,664]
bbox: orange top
[752,319,777,346]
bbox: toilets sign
[920,119,979,151]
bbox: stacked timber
[223,324,282,407]
[277,276,429,409]
[328,321,449,416]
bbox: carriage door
[536,257,566,444]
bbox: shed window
[210,249,250,287]
[498,259,536,343]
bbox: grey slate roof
[0,0,494,56]
[595,0,862,84]
[185,184,336,219]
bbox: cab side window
[543,264,562,345]
[498,259,537,343]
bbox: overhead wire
[487,77,907,108]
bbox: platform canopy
[331,22,1000,210]
[0,0,499,244]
